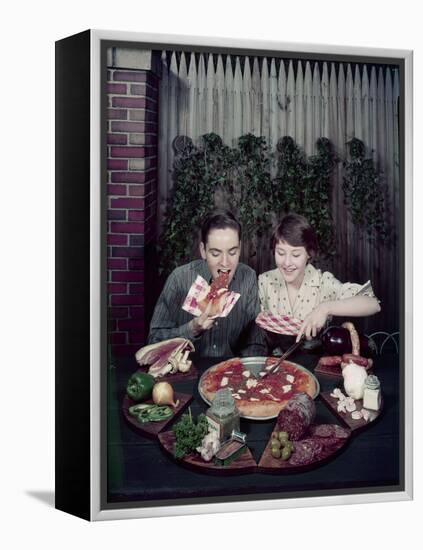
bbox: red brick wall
[107,68,159,357]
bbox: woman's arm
[296,295,381,342]
[324,294,381,317]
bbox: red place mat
[256,311,302,336]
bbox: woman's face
[274,239,309,288]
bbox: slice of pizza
[198,270,230,316]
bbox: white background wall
[1,0,421,546]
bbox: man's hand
[190,301,216,336]
[296,302,330,342]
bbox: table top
[106,350,401,507]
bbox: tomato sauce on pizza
[200,357,317,418]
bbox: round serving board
[198,356,320,421]
[122,392,193,438]
[258,424,351,473]
[314,359,374,378]
[158,431,257,475]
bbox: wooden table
[106,351,401,507]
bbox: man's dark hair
[200,209,242,245]
[271,213,318,259]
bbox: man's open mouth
[218,269,231,274]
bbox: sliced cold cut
[309,424,350,439]
[289,438,324,465]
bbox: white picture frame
[55,29,413,521]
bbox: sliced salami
[289,438,324,465]
[309,424,350,439]
[277,393,316,440]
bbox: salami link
[276,392,316,441]
[318,355,342,367]
[341,322,360,355]
[342,354,368,367]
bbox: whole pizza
[199,357,318,419]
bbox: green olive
[271,447,281,459]
[271,439,281,450]
[283,441,294,452]
[278,431,289,442]
[281,447,292,460]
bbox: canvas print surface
[103,37,403,511]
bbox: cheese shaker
[206,388,240,442]
[363,375,381,411]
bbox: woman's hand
[190,301,216,336]
[296,302,330,342]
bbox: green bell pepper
[126,371,155,402]
[128,404,173,423]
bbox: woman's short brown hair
[271,213,318,259]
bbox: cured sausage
[341,355,373,370]
[342,322,360,355]
[317,355,342,367]
[342,354,368,366]
[341,322,372,369]
[276,393,316,441]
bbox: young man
[148,210,266,358]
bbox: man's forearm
[148,321,197,344]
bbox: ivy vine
[304,138,338,255]
[343,138,388,241]
[273,136,307,217]
[159,133,390,276]
[234,134,273,239]
[273,136,337,258]
[158,134,237,273]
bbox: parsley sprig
[172,409,209,459]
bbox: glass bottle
[363,375,381,411]
[206,388,240,442]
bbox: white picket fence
[157,50,400,332]
[159,51,399,225]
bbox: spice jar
[206,388,240,442]
[363,375,381,411]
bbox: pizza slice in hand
[198,270,230,317]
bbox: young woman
[258,213,381,343]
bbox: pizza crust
[235,399,287,418]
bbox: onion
[152,381,179,408]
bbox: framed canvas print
[55,29,413,521]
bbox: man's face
[200,227,241,283]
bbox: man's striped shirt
[148,259,266,358]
